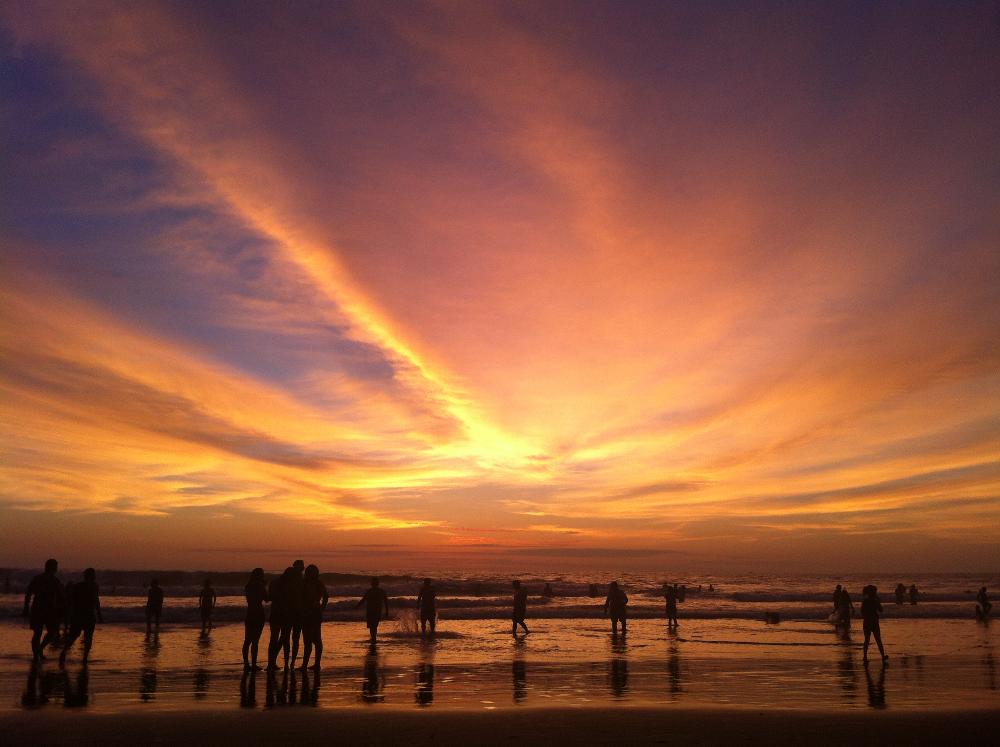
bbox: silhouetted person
[664,583,679,627]
[300,564,328,670]
[511,580,529,636]
[59,568,102,667]
[908,584,919,605]
[357,577,389,643]
[835,586,853,628]
[267,567,295,670]
[417,578,437,636]
[288,559,305,668]
[23,558,64,661]
[604,581,628,635]
[895,583,906,605]
[242,568,268,671]
[976,587,991,620]
[145,579,164,635]
[861,584,888,665]
[198,578,216,632]
[542,583,555,598]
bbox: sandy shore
[2,707,997,745]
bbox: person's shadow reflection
[608,633,629,698]
[512,659,527,703]
[22,665,62,709]
[837,649,857,699]
[140,631,160,703]
[240,670,257,708]
[415,663,434,706]
[301,668,321,706]
[865,664,887,709]
[63,666,89,708]
[361,643,385,704]
[667,629,682,696]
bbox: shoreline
[2,707,997,745]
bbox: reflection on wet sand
[240,670,256,708]
[300,668,320,706]
[512,660,527,703]
[22,666,61,709]
[140,632,160,703]
[667,630,682,696]
[63,667,89,708]
[865,664,887,709]
[361,644,385,704]
[415,663,434,706]
[608,634,629,698]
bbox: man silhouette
[59,568,102,666]
[23,559,64,661]
[512,580,529,636]
[604,581,628,635]
[357,577,389,643]
[417,579,437,636]
[146,579,164,635]
[198,578,216,632]
[288,560,305,667]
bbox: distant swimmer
[357,577,389,643]
[243,568,268,671]
[288,560,305,668]
[416,579,437,636]
[908,584,919,605]
[59,568,102,666]
[512,580,529,636]
[895,583,906,605]
[707,584,715,593]
[145,579,164,635]
[23,558,65,661]
[604,581,628,635]
[664,583,679,627]
[861,585,888,665]
[976,587,992,620]
[832,585,853,627]
[198,578,216,632]
[542,583,555,598]
[300,564,328,670]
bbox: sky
[1,1,998,573]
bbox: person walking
[416,579,437,636]
[861,585,889,665]
[23,558,65,662]
[512,580,529,637]
[357,577,389,643]
[59,568,102,666]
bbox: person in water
[145,579,164,635]
[976,587,992,620]
[416,578,437,636]
[908,584,919,605]
[23,558,65,662]
[198,578,216,632]
[267,567,294,670]
[664,583,679,627]
[604,581,629,635]
[512,580,529,636]
[861,584,888,665]
[243,568,268,671]
[287,560,305,668]
[59,568,102,666]
[895,583,906,605]
[542,583,555,598]
[357,577,389,643]
[300,564,328,670]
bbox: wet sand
[2,707,998,745]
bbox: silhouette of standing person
[300,564,328,670]
[417,579,437,636]
[894,583,906,605]
[604,581,628,635]
[198,578,216,632]
[357,577,389,643]
[23,558,64,661]
[664,583,679,628]
[287,560,305,668]
[908,584,919,605]
[976,587,991,620]
[267,567,294,670]
[59,568,102,666]
[243,568,268,671]
[146,579,164,635]
[861,584,888,665]
[511,580,529,636]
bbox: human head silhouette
[44,558,58,574]
[609,581,619,591]
[305,564,319,579]
[83,568,95,581]
[250,568,263,581]
[293,559,305,573]
[513,580,521,589]
[151,578,160,587]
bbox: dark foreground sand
[2,707,997,746]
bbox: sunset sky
[1,2,998,572]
